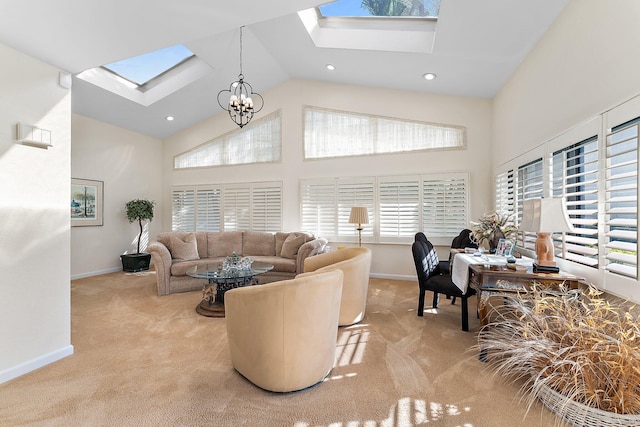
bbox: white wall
[0,43,72,383]
[71,114,163,279]
[162,79,493,278]
[493,0,640,300]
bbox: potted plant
[474,284,640,426]
[120,198,155,272]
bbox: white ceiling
[0,0,568,139]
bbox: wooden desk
[468,264,583,325]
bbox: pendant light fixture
[217,26,264,128]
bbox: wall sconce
[16,123,52,149]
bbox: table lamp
[349,206,369,247]
[519,198,573,272]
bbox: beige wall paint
[493,0,640,301]
[493,0,640,164]
[71,114,163,278]
[0,43,72,382]
[163,79,494,278]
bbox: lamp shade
[349,207,369,225]
[519,198,573,233]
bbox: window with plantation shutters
[422,173,468,238]
[173,111,281,169]
[516,159,544,250]
[251,183,282,232]
[172,188,196,231]
[195,188,222,232]
[605,118,639,279]
[378,176,421,242]
[551,137,599,267]
[171,182,281,233]
[495,169,515,216]
[301,173,468,244]
[337,178,375,242]
[300,180,337,239]
[223,185,251,232]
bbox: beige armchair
[302,247,372,326]
[224,269,343,392]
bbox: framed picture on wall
[71,178,103,226]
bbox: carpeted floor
[0,271,559,426]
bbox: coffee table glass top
[187,261,274,280]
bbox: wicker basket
[537,382,640,427]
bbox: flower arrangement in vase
[470,211,517,253]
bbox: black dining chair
[411,232,474,331]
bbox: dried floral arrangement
[470,211,518,247]
[473,284,640,425]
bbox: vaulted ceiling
[0,0,568,139]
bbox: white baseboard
[71,267,121,280]
[0,345,74,384]
[370,272,416,281]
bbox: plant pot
[120,253,151,272]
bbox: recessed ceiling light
[165,116,175,121]
[326,64,335,71]
[423,73,437,80]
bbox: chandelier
[217,26,264,128]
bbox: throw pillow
[170,233,200,261]
[281,234,306,259]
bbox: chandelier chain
[239,26,243,76]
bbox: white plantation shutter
[422,173,468,238]
[251,183,282,232]
[495,169,515,216]
[172,188,195,231]
[551,137,599,267]
[605,118,639,278]
[223,185,251,231]
[378,176,421,243]
[300,180,337,239]
[301,174,468,243]
[337,178,375,243]
[516,159,544,250]
[171,182,282,233]
[195,187,222,231]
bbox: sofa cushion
[208,231,243,258]
[281,234,307,259]
[276,232,313,256]
[170,233,200,261]
[158,231,208,259]
[243,231,276,256]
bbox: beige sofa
[302,247,372,326]
[225,269,343,392]
[147,231,327,296]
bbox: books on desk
[506,263,527,271]
[533,263,560,273]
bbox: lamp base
[533,263,559,273]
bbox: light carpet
[0,271,559,426]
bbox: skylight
[319,0,440,18]
[77,44,212,107]
[103,44,194,86]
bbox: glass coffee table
[187,261,274,317]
